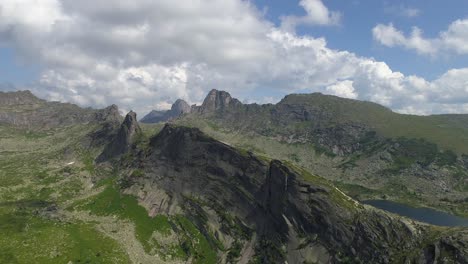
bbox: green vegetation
[383,137,458,174]
[77,182,220,262]
[79,184,172,251]
[0,123,133,263]
[0,205,129,263]
[334,182,381,200]
[279,94,468,155]
[174,216,218,264]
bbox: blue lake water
[363,200,468,227]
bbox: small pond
[363,200,468,227]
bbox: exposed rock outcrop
[140,99,191,123]
[120,124,468,263]
[96,111,142,162]
[195,89,242,114]
[171,99,191,115]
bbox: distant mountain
[192,89,242,114]
[140,99,191,123]
[0,90,122,128]
[140,89,242,123]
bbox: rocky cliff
[116,124,468,263]
[194,89,242,114]
[97,111,142,162]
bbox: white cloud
[441,19,468,54]
[0,0,66,30]
[0,0,467,116]
[372,24,436,55]
[326,80,357,99]
[384,4,421,18]
[373,19,468,56]
[280,0,341,32]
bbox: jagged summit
[140,99,191,123]
[93,104,122,123]
[96,110,142,162]
[198,89,241,113]
[141,89,243,123]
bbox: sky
[0,0,467,116]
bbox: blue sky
[0,47,39,85]
[255,0,468,79]
[0,0,467,115]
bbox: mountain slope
[174,90,468,217]
[98,123,468,263]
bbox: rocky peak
[120,111,142,144]
[93,104,122,124]
[96,111,142,162]
[140,99,191,124]
[170,99,191,114]
[198,89,241,113]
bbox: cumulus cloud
[373,19,468,56]
[0,0,467,115]
[280,0,341,32]
[326,80,357,99]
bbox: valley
[1,90,468,263]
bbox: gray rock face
[93,104,122,124]
[140,89,243,123]
[120,124,468,263]
[171,99,191,114]
[97,111,142,162]
[196,89,242,114]
[140,99,191,123]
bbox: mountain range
[0,89,467,263]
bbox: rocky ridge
[0,90,122,128]
[171,89,468,217]
[140,89,243,123]
[101,122,468,263]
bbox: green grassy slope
[0,124,131,263]
[280,94,468,154]
[0,122,222,263]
